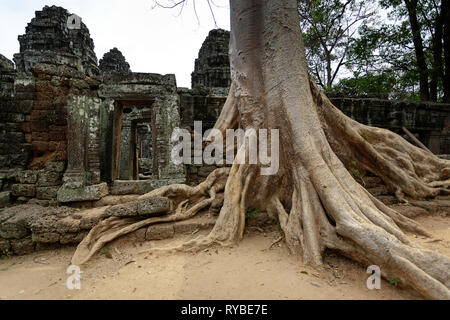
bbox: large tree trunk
[443,0,450,102]
[405,0,430,101]
[430,1,444,102]
[72,0,450,299]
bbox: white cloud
[0,0,230,88]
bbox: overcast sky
[0,0,231,88]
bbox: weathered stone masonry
[99,72,185,195]
[0,6,104,207]
[0,5,449,256]
[2,7,450,204]
[0,6,188,207]
[329,97,450,155]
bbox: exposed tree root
[71,0,450,299]
[310,79,450,201]
[71,168,230,266]
[71,86,450,299]
[139,146,257,255]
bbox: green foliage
[246,208,261,219]
[302,0,447,101]
[100,246,110,255]
[341,0,447,101]
[348,160,367,186]
[299,0,376,89]
[1,248,11,260]
[329,72,420,100]
[389,277,401,286]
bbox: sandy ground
[0,200,449,300]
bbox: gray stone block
[12,184,36,197]
[18,170,38,184]
[106,202,138,218]
[0,219,30,239]
[37,171,62,187]
[32,232,60,244]
[57,183,109,203]
[55,217,81,234]
[60,232,87,245]
[145,224,174,241]
[0,191,11,208]
[10,237,35,255]
[43,162,66,173]
[36,186,59,200]
[77,207,110,230]
[137,197,170,216]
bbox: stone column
[118,118,133,180]
[153,95,185,180]
[64,95,89,186]
[58,95,108,202]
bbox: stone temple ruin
[0,6,449,255]
[0,6,232,208]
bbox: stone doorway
[98,73,185,195]
[116,103,153,181]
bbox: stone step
[132,213,217,242]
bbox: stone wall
[0,55,29,171]
[1,6,104,205]
[178,87,228,130]
[0,55,28,202]
[1,5,449,207]
[4,56,102,204]
[329,97,450,155]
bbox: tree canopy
[300,0,450,102]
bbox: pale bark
[72,0,450,299]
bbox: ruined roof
[99,48,131,74]
[0,54,14,71]
[191,28,231,89]
[13,5,98,76]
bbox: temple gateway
[0,5,449,208]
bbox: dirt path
[1,199,449,300]
[0,231,435,300]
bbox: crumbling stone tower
[14,5,98,76]
[0,6,105,205]
[99,48,131,74]
[191,29,230,89]
[1,5,448,210]
[0,5,186,205]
